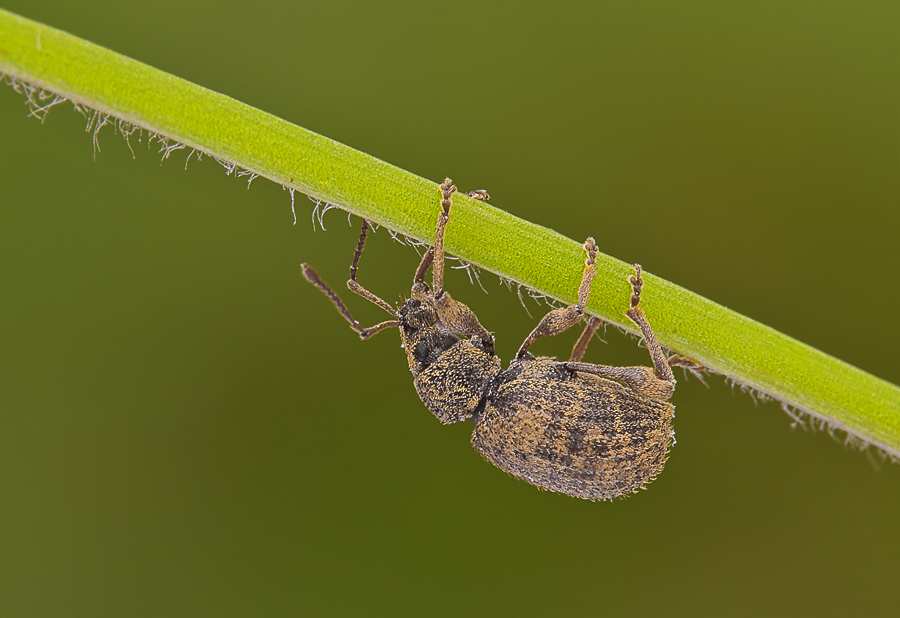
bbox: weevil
[301,179,677,500]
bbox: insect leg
[565,361,675,401]
[667,355,708,381]
[426,291,496,354]
[342,219,399,318]
[413,186,485,288]
[431,178,455,298]
[301,264,399,339]
[516,238,598,359]
[349,219,370,282]
[414,247,434,286]
[624,264,675,382]
[569,316,602,362]
[410,180,495,353]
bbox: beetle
[301,179,677,500]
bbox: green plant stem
[2,8,899,456]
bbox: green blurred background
[2,1,899,615]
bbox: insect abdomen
[471,368,674,500]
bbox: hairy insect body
[302,179,678,500]
[402,302,675,498]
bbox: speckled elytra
[301,179,678,500]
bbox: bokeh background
[2,1,899,616]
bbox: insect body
[301,180,677,500]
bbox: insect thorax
[399,299,501,424]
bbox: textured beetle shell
[471,358,675,500]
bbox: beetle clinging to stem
[301,179,678,500]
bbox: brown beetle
[301,179,677,500]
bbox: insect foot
[301,180,676,500]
